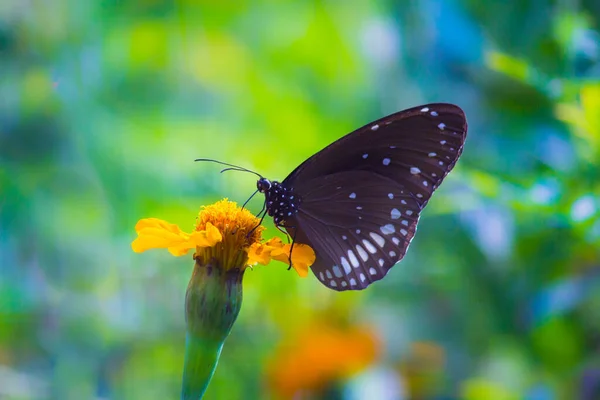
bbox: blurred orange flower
[267,320,380,398]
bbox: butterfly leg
[247,204,268,238]
[274,221,297,270]
[274,224,292,243]
[286,227,298,270]
[254,200,266,219]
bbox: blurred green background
[1,1,600,399]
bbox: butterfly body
[257,178,301,226]
[253,103,468,291]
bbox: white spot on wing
[362,153,368,159]
[371,124,379,131]
[391,208,401,219]
[319,272,325,281]
[356,229,361,234]
[401,220,409,226]
[347,250,359,269]
[400,229,408,236]
[362,239,377,254]
[340,258,351,273]
[355,245,368,261]
[392,237,400,245]
[326,270,332,279]
[416,193,423,198]
[370,232,386,247]
[350,278,357,286]
[389,251,396,257]
[431,111,438,116]
[401,200,407,205]
[349,192,356,199]
[369,267,377,275]
[423,181,428,187]
[406,210,413,216]
[333,265,343,277]
[421,107,429,112]
[410,167,421,174]
[388,193,394,199]
[440,140,447,145]
[330,280,337,287]
[342,235,348,240]
[380,224,395,235]
[438,123,445,130]
[378,258,384,267]
[360,273,367,282]
[428,152,437,157]
[341,281,347,287]
[382,158,391,166]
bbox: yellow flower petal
[246,237,283,265]
[247,242,275,265]
[247,237,315,277]
[275,243,315,278]
[189,222,223,247]
[131,218,222,256]
[132,220,190,253]
[134,217,183,235]
[167,243,196,257]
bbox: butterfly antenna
[241,189,259,210]
[195,158,263,178]
[220,167,252,174]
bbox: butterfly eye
[257,178,271,193]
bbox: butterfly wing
[286,171,421,291]
[281,103,467,290]
[283,103,467,208]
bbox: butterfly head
[257,177,272,193]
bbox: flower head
[132,199,316,399]
[131,199,315,275]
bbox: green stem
[181,258,244,400]
[181,333,224,399]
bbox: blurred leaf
[486,52,530,82]
[461,378,519,400]
[532,316,583,374]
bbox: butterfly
[199,103,467,291]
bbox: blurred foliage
[1,1,599,399]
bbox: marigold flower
[131,199,315,399]
[131,199,315,275]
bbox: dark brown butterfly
[200,103,468,291]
